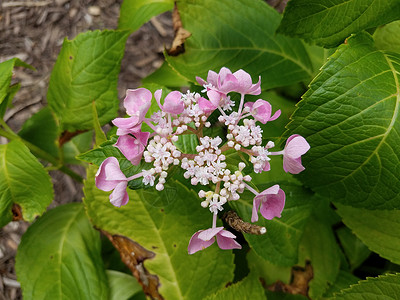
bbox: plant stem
[0,125,83,183]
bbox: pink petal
[270,109,281,121]
[115,134,148,165]
[233,69,253,93]
[247,76,261,95]
[112,116,140,128]
[206,70,219,86]
[251,196,262,223]
[244,102,254,111]
[198,227,224,241]
[283,156,305,174]
[188,231,215,254]
[95,157,123,191]
[198,97,216,114]
[252,100,272,124]
[196,76,207,86]
[207,90,223,107]
[154,89,163,111]
[285,135,310,158]
[109,181,129,207]
[162,91,184,114]
[262,161,271,172]
[124,88,152,119]
[104,159,127,181]
[218,73,238,94]
[257,185,285,220]
[216,230,241,250]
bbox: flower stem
[244,183,259,196]
[212,212,217,228]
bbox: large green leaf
[166,0,314,90]
[0,58,33,118]
[277,0,400,48]
[118,0,174,31]
[333,273,400,300]
[0,140,53,227]
[286,32,400,209]
[142,61,189,88]
[230,182,314,267]
[47,30,130,131]
[336,226,371,270]
[83,166,234,300]
[323,270,359,298]
[336,203,400,265]
[16,203,109,300]
[106,270,143,300]
[203,272,265,300]
[18,107,60,158]
[374,20,400,53]
[297,200,341,299]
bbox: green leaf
[142,61,189,88]
[277,0,400,48]
[336,203,400,265]
[247,249,291,285]
[0,58,33,104]
[47,30,130,131]
[0,140,53,227]
[106,270,143,300]
[92,101,107,145]
[323,270,359,298]
[333,273,400,300]
[118,0,174,31]
[0,58,33,118]
[0,83,20,119]
[230,182,314,267]
[297,207,341,299]
[16,203,109,299]
[336,226,371,270]
[174,133,199,154]
[286,32,400,209]
[166,0,314,90]
[62,131,93,164]
[203,272,265,300]
[83,165,235,299]
[18,107,60,158]
[374,20,400,53]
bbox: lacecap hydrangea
[95,67,310,254]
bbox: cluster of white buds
[96,67,310,254]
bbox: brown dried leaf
[102,230,164,300]
[268,261,313,297]
[167,4,191,56]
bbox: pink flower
[196,67,261,96]
[196,67,238,94]
[251,185,285,222]
[114,131,150,165]
[112,88,152,135]
[282,134,310,174]
[95,157,129,207]
[231,69,261,95]
[244,99,281,124]
[198,96,216,114]
[154,89,184,115]
[188,227,241,254]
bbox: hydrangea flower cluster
[95,67,310,254]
